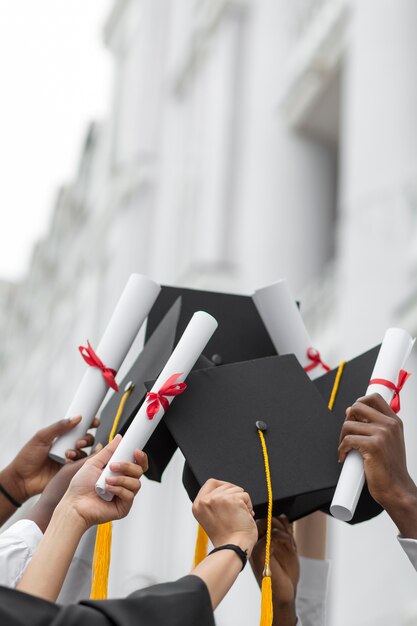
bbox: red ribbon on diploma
[79,341,119,392]
[146,373,187,419]
[304,347,331,373]
[368,369,411,413]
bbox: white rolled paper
[253,279,328,379]
[95,310,218,501]
[49,274,161,463]
[330,328,415,521]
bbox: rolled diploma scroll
[95,310,218,501]
[253,279,327,379]
[330,328,415,522]
[49,274,161,463]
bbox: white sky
[0,0,113,281]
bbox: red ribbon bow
[304,347,331,373]
[79,341,119,392]
[146,373,187,419]
[369,369,411,413]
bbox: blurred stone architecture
[1,0,417,624]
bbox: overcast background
[0,0,111,280]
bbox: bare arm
[17,436,147,602]
[294,512,327,560]
[339,393,417,539]
[190,479,258,610]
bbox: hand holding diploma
[338,394,417,539]
[17,436,147,603]
[331,327,415,521]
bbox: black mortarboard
[164,352,384,523]
[145,285,277,365]
[96,298,213,480]
[164,354,343,521]
[313,345,383,523]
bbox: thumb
[35,416,82,445]
[89,435,122,470]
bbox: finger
[198,478,233,497]
[222,485,245,495]
[90,417,101,428]
[256,518,267,539]
[109,461,144,480]
[133,449,149,473]
[65,448,87,461]
[345,402,391,426]
[355,393,397,417]
[339,419,380,446]
[271,528,297,554]
[105,484,137,502]
[276,515,292,534]
[75,433,95,449]
[36,416,83,445]
[338,434,377,463]
[90,434,122,469]
[239,491,254,514]
[106,475,141,494]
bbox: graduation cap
[96,298,213,480]
[164,352,384,524]
[96,283,277,481]
[145,285,277,365]
[313,345,383,523]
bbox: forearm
[0,466,27,526]
[383,484,417,539]
[25,499,56,534]
[294,512,327,560]
[17,499,87,601]
[252,571,297,626]
[272,602,297,626]
[191,549,242,609]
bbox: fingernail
[78,440,87,448]
[110,462,121,471]
[106,476,117,484]
[66,450,76,459]
[94,443,103,452]
[69,416,82,424]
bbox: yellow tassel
[328,361,346,411]
[90,521,112,599]
[258,428,273,626]
[90,383,134,600]
[260,571,273,626]
[193,524,209,567]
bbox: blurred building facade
[1,0,417,624]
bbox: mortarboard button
[211,354,223,366]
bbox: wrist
[54,496,89,536]
[213,532,255,558]
[0,465,27,504]
[271,599,297,626]
[383,483,417,539]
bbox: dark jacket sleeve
[0,576,215,626]
[81,575,215,626]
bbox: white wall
[0,1,417,624]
